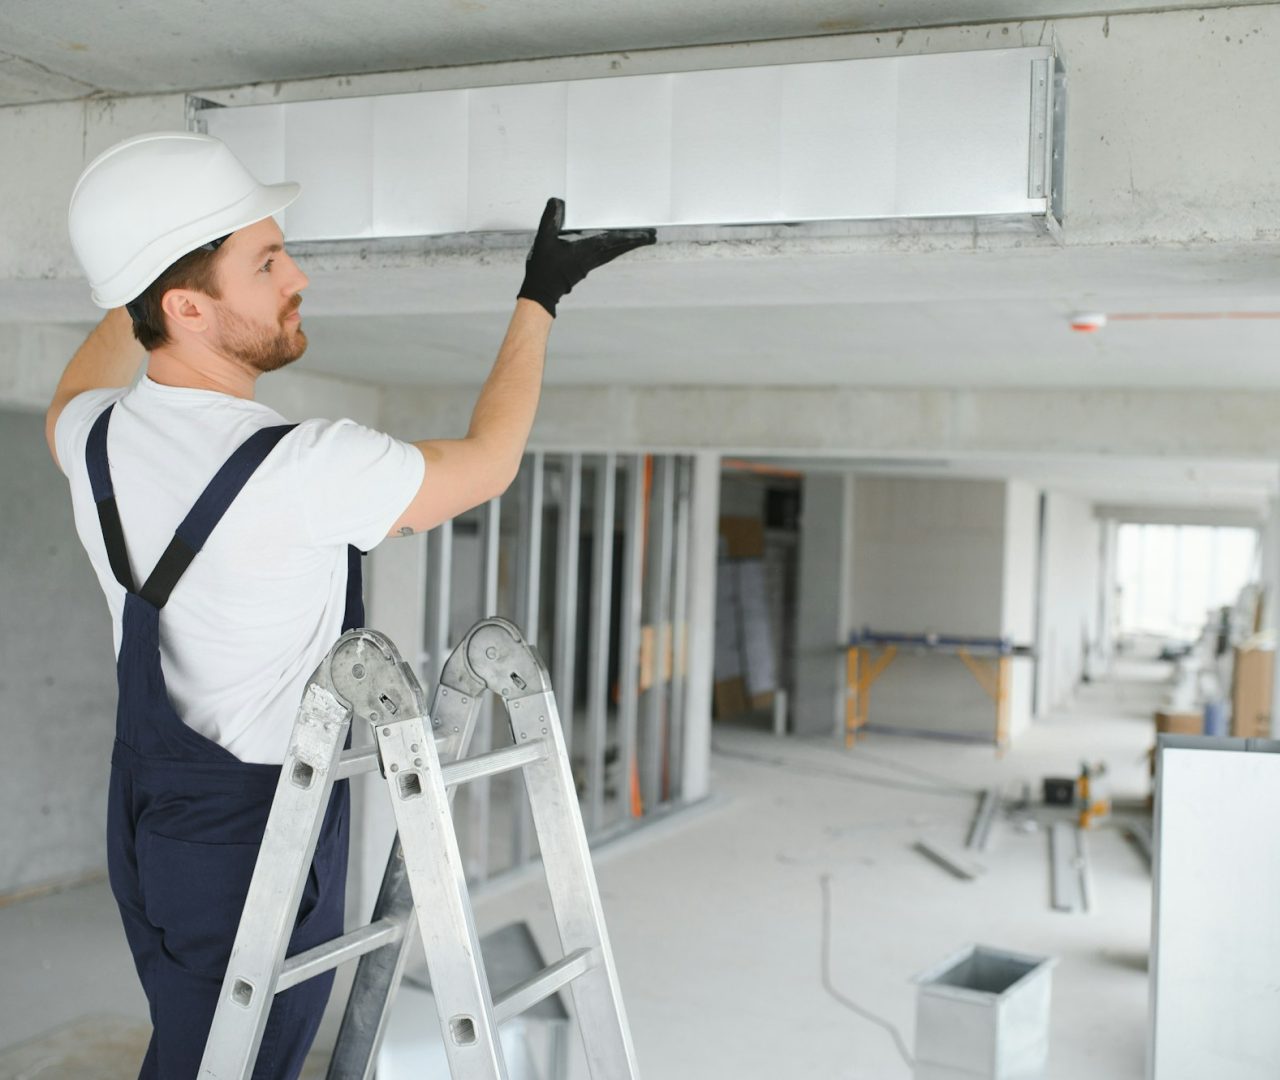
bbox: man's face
[209,217,310,374]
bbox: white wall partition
[1150,737,1280,1079]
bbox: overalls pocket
[141,829,329,977]
[140,831,261,977]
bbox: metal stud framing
[464,496,501,882]
[553,453,583,760]
[514,453,544,865]
[668,457,692,803]
[617,455,647,824]
[426,518,453,685]
[586,454,616,833]
[434,451,695,874]
[641,456,676,815]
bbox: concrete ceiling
[289,296,1280,391]
[0,0,1269,107]
[49,235,1280,391]
[247,238,1280,390]
[9,0,1279,398]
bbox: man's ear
[160,288,211,335]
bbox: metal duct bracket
[191,46,1065,241]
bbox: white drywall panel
[1035,491,1101,716]
[1150,740,1280,1078]
[1002,480,1039,737]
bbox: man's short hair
[128,243,226,351]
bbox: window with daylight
[1116,524,1259,638]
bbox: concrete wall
[0,408,117,895]
[791,475,1099,743]
[1035,492,1102,716]
[718,473,767,519]
[850,476,1009,740]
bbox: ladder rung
[493,947,594,1024]
[441,740,547,788]
[335,745,381,780]
[276,917,404,993]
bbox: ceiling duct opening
[192,46,1065,242]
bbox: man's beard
[214,300,307,374]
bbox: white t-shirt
[55,375,425,764]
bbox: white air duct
[193,46,1064,240]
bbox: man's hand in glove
[517,198,656,318]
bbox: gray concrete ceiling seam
[16,236,1265,391]
[734,454,1279,513]
[284,302,1280,392]
[0,0,1271,106]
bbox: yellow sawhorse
[844,644,1011,754]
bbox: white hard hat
[67,131,300,309]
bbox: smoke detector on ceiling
[1070,313,1107,332]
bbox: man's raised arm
[45,306,147,470]
[388,198,654,537]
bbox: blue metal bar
[850,628,1034,655]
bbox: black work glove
[517,197,656,317]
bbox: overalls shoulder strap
[86,403,298,608]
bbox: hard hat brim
[91,180,301,309]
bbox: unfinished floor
[0,655,1163,1079]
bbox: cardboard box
[1232,646,1274,739]
[714,677,749,719]
[718,516,766,559]
[1155,710,1202,736]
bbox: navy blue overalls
[87,403,360,1079]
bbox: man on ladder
[46,130,653,1079]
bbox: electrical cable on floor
[819,873,915,1073]
[711,742,975,798]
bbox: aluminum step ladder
[198,617,640,1079]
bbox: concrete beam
[379,382,1280,462]
[3,6,1280,320]
[1096,504,1268,527]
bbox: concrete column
[1001,481,1039,738]
[1034,492,1102,716]
[1097,518,1120,672]
[793,472,855,738]
[680,452,720,802]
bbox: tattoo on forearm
[398,526,416,537]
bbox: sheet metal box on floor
[912,945,1055,1079]
[1149,736,1280,1079]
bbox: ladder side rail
[198,679,353,1079]
[463,617,641,1078]
[506,685,641,1078]
[328,650,486,1078]
[376,708,508,1078]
